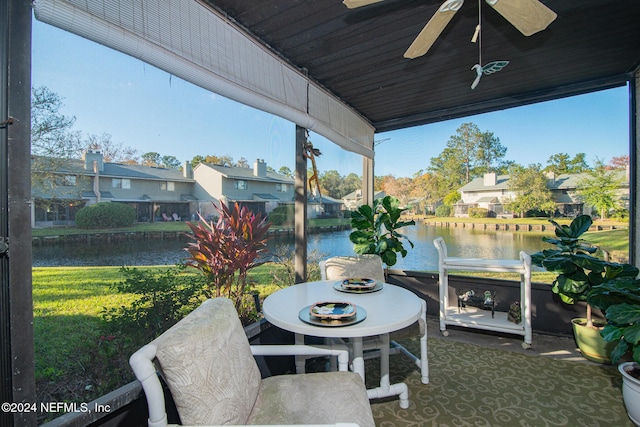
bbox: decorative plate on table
[333,278,383,293]
[341,277,377,289]
[299,304,367,327]
[310,301,356,319]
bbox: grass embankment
[33,267,134,383]
[421,215,628,228]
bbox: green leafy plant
[102,265,207,341]
[349,195,415,268]
[75,202,136,228]
[184,202,271,318]
[269,245,325,287]
[268,205,294,226]
[469,207,489,218]
[588,278,640,364]
[435,204,452,217]
[95,265,208,395]
[531,215,638,328]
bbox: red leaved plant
[184,202,271,311]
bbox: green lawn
[32,221,191,237]
[583,228,630,253]
[421,215,628,228]
[32,265,281,372]
[33,266,138,382]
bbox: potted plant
[531,214,638,363]
[588,278,640,425]
[349,195,415,270]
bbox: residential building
[32,151,197,227]
[456,171,629,218]
[307,194,343,218]
[193,159,294,218]
[32,153,301,227]
[342,190,386,211]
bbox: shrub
[75,202,136,228]
[435,204,452,217]
[91,265,208,395]
[526,208,552,218]
[269,205,294,226]
[612,208,629,221]
[101,265,207,342]
[443,191,461,206]
[469,207,489,218]
[269,245,326,287]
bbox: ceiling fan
[343,0,557,59]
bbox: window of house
[161,181,175,191]
[55,175,77,186]
[112,178,131,189]
[235,180,248,190]
[276,183,287,192]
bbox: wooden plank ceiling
[202,0,640,133]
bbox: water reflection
[33,225,551,271]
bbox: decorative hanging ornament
[471,61,509,89]
[303,137,322,200]
[470,0,509,90]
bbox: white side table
[434,237,532,349]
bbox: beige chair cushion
[324,254,385,283]
[153,298,262,425]
[248,371,376,427]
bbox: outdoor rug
[366,337,633,427]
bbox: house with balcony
[456,171,629,218]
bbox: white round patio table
[262,280,424,408]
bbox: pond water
[32,224,551,271]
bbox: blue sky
[32,19,630,178]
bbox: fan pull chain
[471,25,480,43]
[476,0,482,65]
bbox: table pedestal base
[355,334,410,408]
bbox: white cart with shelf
[433,237,532,349]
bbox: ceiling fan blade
[343,0,385,9]
[404,0,463,59]
[485,0,557,36]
